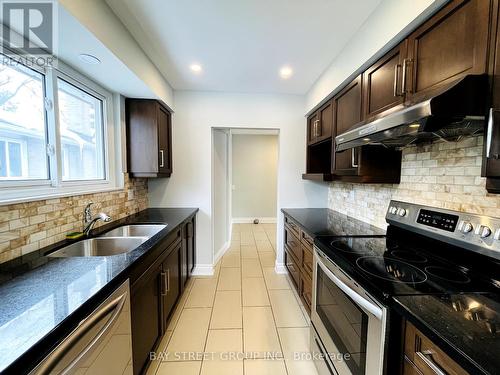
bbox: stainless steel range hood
[335,74,488,151]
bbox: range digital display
[417,209,459,232]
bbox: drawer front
[301,245,313,279]
[285,225,302,265]
[300,271,312,314]
[404,321,468,375]
[285,249,300,290]
[285,216,300,238]
[403,356,423,375]
[301,231,314,248]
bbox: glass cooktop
[314,235,500,300]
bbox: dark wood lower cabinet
[284,248,300,289]
[131,262,162,375]
[186,217,196,277]
[131,215,197,375]
[283,215,314,316]
[161,242,181,330]
[403,321,468,375]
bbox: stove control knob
[398,208,407,217]
[389,206,397,215]
[494,229,500,240]
[476,225,492,238]
[461,222,474,234]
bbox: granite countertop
[281,208,386,237]
[393,293,500,375]
[0,207,198,374]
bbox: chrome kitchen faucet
[83,202,111,236]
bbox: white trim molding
[232,217,277,224]
[191,264,215,276]
[214,240,231,265]
[275,262,287,274]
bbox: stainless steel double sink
[47,224,167,258]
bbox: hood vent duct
[335,74,488,151]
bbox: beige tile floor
[147,223,319,375]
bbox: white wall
[306,0,446,112]
[232,134,278,220]
[60,0,175,109]
[212,129,230,261]
[148,92,328,273]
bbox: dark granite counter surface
[394,293,500,375]
[0,208,198,374]
[281,208,386,237]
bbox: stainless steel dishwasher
[30,280,133,375]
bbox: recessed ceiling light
[78,53,101,65]
[363,138,371,142]
[279,66,293,79]
[190,63,202,73]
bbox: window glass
[0,140,6,177]
[0,63,48,180]
[57,79,105,181]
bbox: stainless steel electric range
[311,200,500,375]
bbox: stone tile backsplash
[328,136,496,229]
[0,174,148,264]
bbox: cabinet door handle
[313,120,321,137]
[393,64,402,97]
[402,58,412,94]
[160,271,167,296]
[159,149,165,168]
[351,149,359,168]
[416,350,447,375]
[166,269,170,292]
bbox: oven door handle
[317,257,383,320]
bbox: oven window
[316,265,368,374]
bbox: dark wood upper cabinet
[405,0,491,102]
[332,75,402,183]
[363,41,407,121]
[333,75,363,175]
[484,0,500,192]
[126,99,173,178]
[304,0,497,185]
[307,100,333,145]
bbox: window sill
[0,183,125,206]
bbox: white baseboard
[232,217,277,224]
[214,241,231,264]
[275,263,287,274]
[191,264,214,276]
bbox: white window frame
[0,137,28,179]
[0,57,123,204]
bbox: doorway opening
[211,128,279,264]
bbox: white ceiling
[58,7,156,99]
[106,0,382,95]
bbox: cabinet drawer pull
[416,350,446,375]
[393,64,402,97]
[160,149,165,168]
